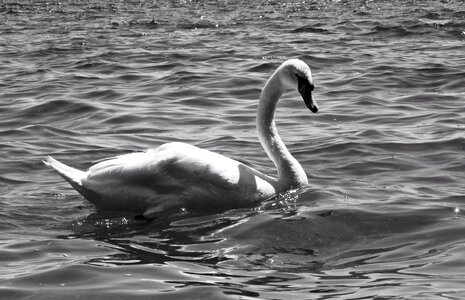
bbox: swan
[44,59,319,218]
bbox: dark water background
[1,0,464,299]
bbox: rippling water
[1,0,464,299]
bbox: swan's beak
[297,76,318,113]
[303,92,318,113]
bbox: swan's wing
[83,142,276,193]
[86,150,169,179]
[84,142,246,188]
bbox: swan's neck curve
[257,72,308,191]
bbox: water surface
[1,0,465,299]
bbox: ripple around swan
[1,0,465,299]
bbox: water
[1,0,464,298]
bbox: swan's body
[44,59,318,218]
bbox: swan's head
[278,59,319,113]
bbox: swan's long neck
[257,72,308,191]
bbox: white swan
[44,59,319,218]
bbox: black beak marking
[297,75,318,113]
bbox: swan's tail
[43,156,100,201]
[44,156,101,202]
[43,156,85,185]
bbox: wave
[1,0,465,298]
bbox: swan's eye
[296,74,314,91]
